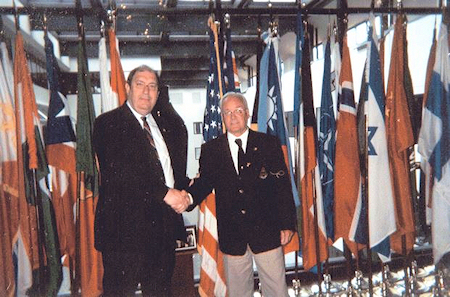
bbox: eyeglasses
[134,81,158,91]
[223,107,246,117]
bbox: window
[195,147,201,160]
[193,122,203,135]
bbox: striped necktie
[142,116,156,149]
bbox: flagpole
[311,176,323,295]
[73,3,84,294]
[32,169,47,296]
[363,114,373,296]
[73,171,83,295]
[209,16,223,98]
[294,125,301,291]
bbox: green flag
[75,38,98,195]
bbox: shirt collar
[127,101,153,127]
[227,128,249,150]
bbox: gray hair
[126,65,160,86]
[220,92,249,111]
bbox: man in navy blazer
[188,92,297,297]
[93,65,190,296]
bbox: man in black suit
[188,92,297,296]
[93,65,190,296]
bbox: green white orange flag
[14,31,62,295]
[98,34,117,113]
[108,28,126,106]
[0,41,18,297]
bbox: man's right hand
[163,188,190,213]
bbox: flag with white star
[203,26,223,142]
[44,34,78,292]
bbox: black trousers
[101,249,175,297]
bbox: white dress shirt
[227,128,249,174]
[127,102,175,188]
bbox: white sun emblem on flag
[267,85,278,131]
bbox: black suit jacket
[93,86,188,255]
[189,129,297,255]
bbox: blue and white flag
[318,40,336,241]
[256,30,300,254]
[293,12,303,129]
[354,21,396,260]
[257,31,299,208]
[418,23,450,264]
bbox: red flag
[334,36,365,257]
[108,29,126,106]
[386,14,415,254]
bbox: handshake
[163,188,192,214]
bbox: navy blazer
[93,86,188,254]
[189,129,297,255]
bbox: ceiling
[0,0,442,89]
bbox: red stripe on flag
[197,193,227,297]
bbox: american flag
[203,25,223,141]
[223,25,240,93]
[197,18,227,297]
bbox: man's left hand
[280,230,294,246]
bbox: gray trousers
[223,246,289,297]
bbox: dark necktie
[142,116,157,150]
[235,138,245,174]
